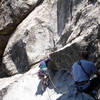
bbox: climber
[38,57,51,92]
[72,51,100,97]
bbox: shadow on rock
[88,0,97,5]
[9,39,30,74]
[35,81,43,95]
[57,0,84,35]
[0,56,10,78]
[57,84,95,100]
[35,80,49,95]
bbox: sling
[78,60,90,78]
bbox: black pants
[83,76,100,94]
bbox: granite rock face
[2,0,58,75]
[1,0,100,75]
[0,0,100,100]
[0,0,42,56]
[50,0,100,70]
[0,0,42,35]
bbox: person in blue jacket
[72,51,100,96]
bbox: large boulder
[0,0,42,56]
[2,0,59,75]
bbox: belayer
[72,51,100,98]
[38,57,51,92]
